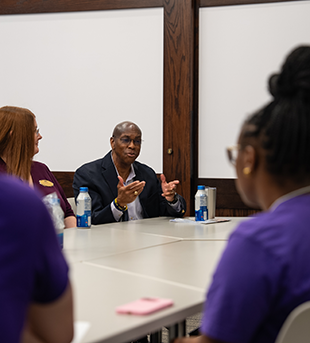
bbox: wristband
[114,198,128,212]
[167,193,178,205]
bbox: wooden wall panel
[216,208,259,217]
[163,0,198,216]
[0,0,163,14]
[198,178,260,217]
[53,171,75,198]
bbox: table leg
[168,320,187,340]
[179,320,186,337]
[168,323,178,341]
[150,331,162,343]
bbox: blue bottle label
[195,206,208,221]
[77,210,91,227]
[57,232,64,249]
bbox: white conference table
[64,217,248,343]
[69,217,249,241]
[70,263,205,343]
[63,224,181,265]
[101,216,248,241]
[83,240,227,292]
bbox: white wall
[199,1,310,178]
[0,8,163,172]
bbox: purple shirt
[0,174,69,343]
[0,158,74,218]
[201,193,310,343]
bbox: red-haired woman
[0,106,76,228]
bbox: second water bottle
[76,187,92,228]
[195,185,208,221]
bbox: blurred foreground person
[174,46,310,343]
[0,174,73,342]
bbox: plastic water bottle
[42,192,65,248]
[195,185,208,221]
[76,187,91,228]
[53,198,65,248]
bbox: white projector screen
[199,1,310,178]
[0,8,163,172]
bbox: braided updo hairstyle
[241,46,310,184]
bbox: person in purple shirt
[0,174,73,342]
[0,106,76,228]
[174,46,310,343]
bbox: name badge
[39,179,54,187]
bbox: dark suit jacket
[73,152,186,225]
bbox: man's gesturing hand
[116,176,145,207]
[160,174,179,202]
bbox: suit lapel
[133,161,149,217]
[133,161,143,182]
[101,152,119,199]
[133,162,146,200]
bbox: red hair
[0,106,35,181]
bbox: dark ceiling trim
[200,0,302,7]
[0,0,163,15]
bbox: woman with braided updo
[174,46,310,343]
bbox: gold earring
[243,167,251,175]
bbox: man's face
[111,126,142,166]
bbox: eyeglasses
[118,137,143,146]
[226,144,240,166]
[35,128,40,136]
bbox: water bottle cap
[80,187,88,192]
[197,185,205,190]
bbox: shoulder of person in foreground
[0,175,74,343]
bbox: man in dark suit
[73,121,186,225]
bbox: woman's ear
[242,145,258,175]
